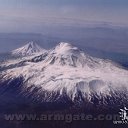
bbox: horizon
[0,0,128,65]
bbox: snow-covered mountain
[11,41,46,56]
[1,42,128,109]
[43,42,104,68]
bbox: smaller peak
[27,41,37,46]
[12,41,46,56]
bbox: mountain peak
[58,42,73,47]
[54,42,79,55]
[27,41,37,47]
[12,41,46,56]
[25,41,39,49]
[44,42,93,67]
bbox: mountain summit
[11,41,46,56]
[54,42,78,55]
[43,42,100,68]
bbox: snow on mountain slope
[42,42,104,68]
[11,41,46,56]
[1,42,128,103]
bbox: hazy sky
[0,0,128,32]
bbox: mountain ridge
[1,42,128,109]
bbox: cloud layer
[0,0,128,32]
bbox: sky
[0,0,128,32]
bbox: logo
[113,107,128,124]
[119,107,128,121]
